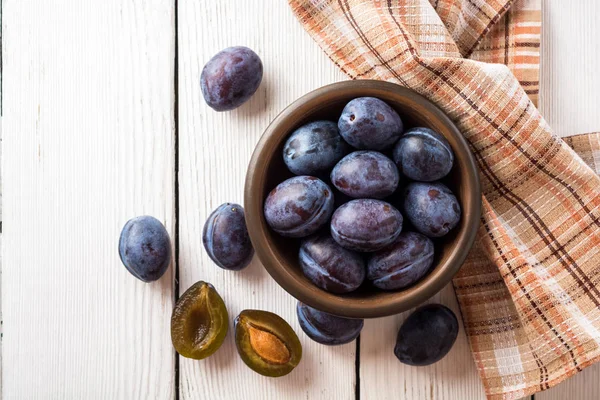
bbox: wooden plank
[536,0,600,397]
[176,1,357,399]
[539,0,600,138]
[360,285,487,400]
[1,1,176,398]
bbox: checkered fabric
[288,1,600,398]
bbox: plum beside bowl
[244,80,481,319]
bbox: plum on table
[119,215,171,282]
[203,203,254,271]
[394,304,458,366]
[200,46,263,111]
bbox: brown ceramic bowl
[244,80,480,318]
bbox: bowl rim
[244,80,481,318]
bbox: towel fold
[288,1,600,398]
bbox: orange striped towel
[288,0,600,398]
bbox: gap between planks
[173,0,181,399]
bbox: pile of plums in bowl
[245,81,481,320]
[263,96,461,297]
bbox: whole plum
[393,127,454,181]
[299,235,365,293]
[119,215,171,282]
[283,121,349,176]
[368,232,434,290]
[203,203,254,271]
[402,182,461,238]
[264,176,334,238]
[338,97,403,150]
[394,304,458,366]
[297,302,363,345]
[200,46,263,111]
[331,151,399,199]
[331,199,403,252]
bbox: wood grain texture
[1,0,598,399]
[539,0,600,138]
[1,1,176,398]
[535,1,600,399]
[360,285,487,400]
[176,0,356,399]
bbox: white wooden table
[2,1,599,399]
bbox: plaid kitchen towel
[288,0,600,398]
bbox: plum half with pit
[235,310,302,377]
[368,232,434,290]
[394,304,458,366]
[264,176,334,238]
[297,302,363,346]
[402,182,461,238]
[299,234,365,293]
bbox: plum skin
[119,215,171,282]
[299,235,366,294]
[368,232,434,290]
[331,199,403,252]
[297,302,363,345]
[283,121,349,176]
[200,46,263,111]
[331,151,399,199]
[264,176,334,238]
[203,203,254,271]
[338,97,403,150]
[394,304,458,366]
[393,127,454,182]
[402,182,461,238]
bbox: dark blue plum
[331,199,403,252]
[394,304,458,366]
[264,176,334,238]
[338,97,403,150]
[200,46,263,111]
[119,216,171,282]
[297,302,363,345]
[368,232,434,290]
[393,127,454,181]
[299,235,365,293]
[331,151,399,199]
[283,121,349,176]
[403,182,461,238]
[203,203,254,271]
